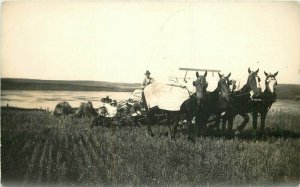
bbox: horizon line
[1,77,299,86]
[1,77,141,85]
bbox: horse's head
[228,79,237,93]
[247,67,262,96]
[193,71,208,100]
[217,72,231,103]
[264,71,278,94]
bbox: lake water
[1,90,131,110]
[1,90,300,112]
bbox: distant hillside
[276,84,300,101]
[1,78,140,92]
[1,78,299,100]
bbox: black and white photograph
[1,1,300,186]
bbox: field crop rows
[1,109,300,186]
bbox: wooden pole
[179,67,221,73]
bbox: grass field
[1,107,300,186]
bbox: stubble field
[1,106,300,186]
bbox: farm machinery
[93,67,221,128]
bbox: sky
[1,1,300,89]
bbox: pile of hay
[53,102,75,116]
[73,101,98,118]
[53,101,98,118]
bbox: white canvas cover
[128,89,143,102]
[143,83,190,111]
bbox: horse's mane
[237,84,251,94]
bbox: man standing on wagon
[142,70,155,88]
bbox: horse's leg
[142,92,154,136]
[212,114,221,131]
[195,115,201,136]
[236,113,249,132]
[252,111,258,130]
[147,121,155,136]
[146,110,155,137]
[197,114,208,136]
[260,111,267,131]
[221,117,227,131]
[187,122,195,142]
[219,110,226,131]
[202,117,209,136]
[187,119,195,142]
[170,112,180,140]
[226,109,235,131]
[222,109,231,131]
[227,117,234,131]
[186,111,195,142]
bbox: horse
[189,72,232,134]
[251,71,278,130]
[222,68,262,132]
[142,71,208,140]
[217,77,236,131]
[179,71,208,141]
[177,71,232,141]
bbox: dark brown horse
[222,68,262,132]
[251,71,278,130]
[179,71,208,141]
[199,72,233,131]
[218,77,236,130]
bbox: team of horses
[143,68,279,142]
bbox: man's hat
[145,70,151,75]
